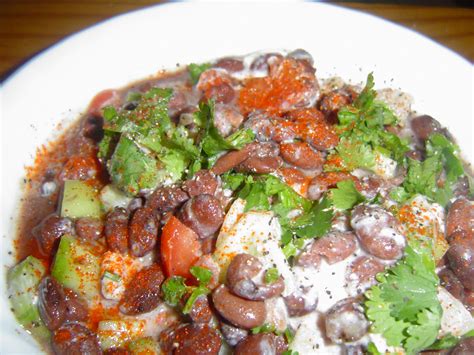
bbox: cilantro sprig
[391,133,466,206]
[364,242,442,354]
[325,73,410,173]
[161,266,213,314]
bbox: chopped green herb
[182,286,209,314]
[251,323,276,335]
[264,268,280,284]
[329,179,365,210]
[365,242,442,354]
[103,271,121,282]
[161,276,187,307]
[366,342,382,355]
[190,266,212,286]
[290,197,334,239]
[188,63,212,84]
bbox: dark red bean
[446,232,474,291]
[212,285,266,329]
[119,264,164,315]
[283,293,318,317]
[250,53,284,72]
[438,268,465,302]
[214,57,244,72]
[244,112,277,142]
[178,194,224,239]
[197,69,235,104]
[82,115,104,142]
[160,323,221,355]
[213,103,244,137]
[105,208,129,254]
[211,145,255,175]
[318,87,357,124]
[52,323,101,355]
[75,217,103,241]
[235,333,278,355]
[351,204,405,260]
[168,91,188,119]
[346,256,385,295]
[63,288,89,323]
[146,186,189,214]
[279,142,324,170]
[34,214,73,257]
[188,294,212,324]
[298,232,357,267]
[128,207,158,257]
[38,277,67,330]
[325,298,369,344]
[451,337,474,355]
[226,254,285,301]
[183,170,219,197]
[236,142,283,174]
[410,115,442,141]
[220,322,248,347]
[446,198,474,240]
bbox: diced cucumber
[128,337,160,355]
[7,256,50,341]
[60,180,101,219]
[99,184,133,212]
[51,234,101,300]
[97,320,145,350]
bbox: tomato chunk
[161,216,202,279]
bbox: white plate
[1,2,472,353]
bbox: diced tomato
[87,89,120,116]
[161,216,202,279]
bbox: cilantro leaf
[108,136,161,196]
[188,63,211,84]
[264,268,280,284]
[251,323,276,335]
[182,286,209,314]
[365,243,442,354]
[290,197,334,238]
[366,342,382,355]
[190,266,212,286]
[161,276,187,306]
[329,179,365,210]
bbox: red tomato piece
[161,216,202,279]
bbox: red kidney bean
[168,90,188,119]
[446,198,474,240]
[126,197,143,213]
[82,114,104,143]
[283,293,318,317]
[235,333,280,355]
[212,285,266,329]
[346,256,385,295]
[214,57,244,72]
[160,323,221,355]
[34,214,73,257]
[146,186,189,214]
[213,103,244,137]
[410,115,442,141]
[178,194,224,239]
[298,232,357,267]
[226,254,285,301]
[52,323,102,355]
[318,87,357,124]
[183,170,219,197]
[250,53,284,72]
[236,142,283,174]
[38,277,67,330]
[192,255,220,290]
[351,204,405,260]
[220,322,248,347]
[105,208,129,254]
[188,294,212,324]
[244,112,279,143]
[211,145,255,175]
[75,217,103,241]
[279,142,325,170]
[438,268,465,302]
[197,69,235,104]
[325,297,369,344]
[128,207,158,257]
[451,337,474,355]
[58,155,100,182]
[446,232,474,291]
[119,264,164,315]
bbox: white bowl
[1,2,472,353]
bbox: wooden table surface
[0,1,472,80]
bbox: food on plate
[8,49,474,354]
